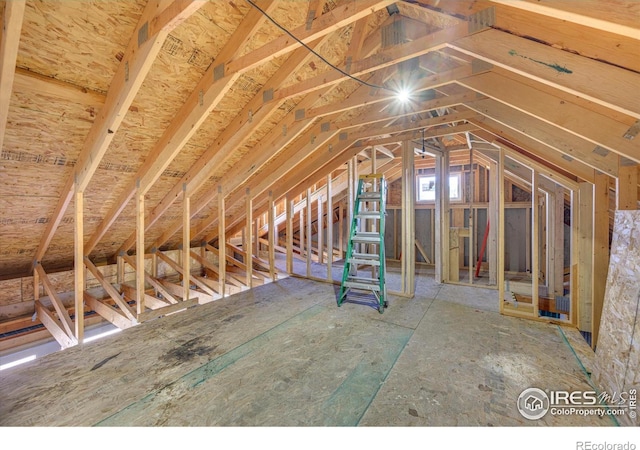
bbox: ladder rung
[358,193,381,200]
[356,211,381,219]
[352,233,380,243]
[348,275,380,284]
[343,280,381,291]
[351,252,380,260]
[348,258,380,266]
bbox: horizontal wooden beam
[449,28,640,119]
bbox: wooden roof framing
[0,0,638,286]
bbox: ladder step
[347,275,380,284]
[347,258,380,266]
[351,252,380,260]
[358,193,381,200]
[345,274,381,290]
[356,211,381,219]
[352,232,380,244]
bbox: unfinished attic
[1,0,639,428]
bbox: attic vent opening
[381,20,406,48]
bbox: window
[417,174,462,202]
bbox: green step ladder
[338,174,388,313]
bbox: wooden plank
[577,181,594,332]
[316,193,323,265]
[34,300,75,349]
[155,251,215,297]
[286,196,293,275]
[218,186,226,297]
[245,188,253,288]
[274,21,471,104]
[531,170,539,317]
[84,258,136,321]
[592,173,610,348]
[194,275,238,297]
[136,191,145,315]
[83,2,275,256]
[326,175,333,280]
[268,191,276,281]
[227,242,274,275]
[450,29,640,119]
[472,123,596,184]
[121,254,179,305]
[83,292,135,330]
[489,0,640,40]
[0,0,25,153]
[34,265,74,340]
[306,188,312,278]
[121,283,171,310]
[34,0,206,263]
[498,147,506,314]
[402,140,416,296]
[183,191,191,301]
[415,239,431,265]
[468,99,618,177]
[459,71,640,164]
[138,297,199,323]
[74,188,84,342]
[616,160,639,210]
[226,0,396,74]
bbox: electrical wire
[245,0,398,94]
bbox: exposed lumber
[577,181,594,332]
[13,67,105,108]
[83,292,135,330]
[183,190,190,302]
[401,140,416,296]
[34,300,75,349]
[415,239,431,264]
[458,71,640,164]
[218,186,226,297]
[0,0,25,152]
[245,188,253,288]
[531,169,539,315]
[226,242,273,275]
[34,0,206,263]
[286,195,293,274]
[449,29,640,119]
[227,0,396,74]
[136,191,145,315]
[268,191,276,281]
[138,297,198,323]
[467,99,618,177]
[471,123,596,183]
[489,0,640,40]
[121,254,179,305]
[84,258,136,322]
[592,173,610,348]
[74,188,84,342]
[84,1,276,256]
[155,251,215,297]
[326,174,333,280]
[307,65,474,118]
[273,20,471,103]
[121,284,171,310]
[306,188,312,277]
[34,264,75,340]
[617,160,639,210]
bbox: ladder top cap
[359,173,384,179]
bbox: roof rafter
[32,0,207,264]
[0,0,25,152]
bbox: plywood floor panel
[0,273,611,426]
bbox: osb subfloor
[0,268,612,426]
